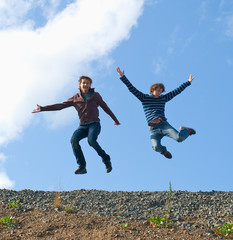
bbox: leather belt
[148,118,163,126]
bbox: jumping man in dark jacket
[32,75,120,174]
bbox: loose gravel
[1,189,233,231]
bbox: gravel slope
[1,189,233,231]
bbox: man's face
[79,79,91,93]
[152,87,163,97]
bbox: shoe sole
[74,169,87,174]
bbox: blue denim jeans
[149,121,190,154]
[70,122,110,167]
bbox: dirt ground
[0,204,225,240]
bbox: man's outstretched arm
[164,74,195,102]
[32,98,74,113]
[116,67,146,102]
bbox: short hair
[79,75,92,85]
[149,83,165,94]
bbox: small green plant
[54,192,62,210]
[0,216,19,226]
[119,223,130,229]
[215,222,233,238]
[8,200,21,208]
[149,181,173,229]
[149,214,172,228]
[168,181,172,200]
[64,205,74,213]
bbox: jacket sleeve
[40,96,74,111]
[120,75,146,102]
[164,81,191,102]
[96,93,120,124]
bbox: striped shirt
[120,75,191,124]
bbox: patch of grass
[149,181,173,229]
[215,222,233,238]
[53,192,62,210]
[53,193,75,213]
[119,222,130,229]
[8,200,21,208]
[64,205,74,214]
[149,214,172,228]
[0,216,19,226]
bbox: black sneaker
[105,162,112,173]
[163,151,172,159]
[74,166,87,174]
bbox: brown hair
[79,75,92,86]
[149,83,165,94]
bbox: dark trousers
[70,122,110,167]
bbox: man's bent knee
[153,146,160,152]
[88,139,97,147]
[70,137,75,145]
[71,136,80,146]
[177,138,184,142]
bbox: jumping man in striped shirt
[116,67,196,159]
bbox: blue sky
[0,0,233,192]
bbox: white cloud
[0,0,73,29]
[36,0,76,24]
[0,172,15,189]
[0,153,14,189]
[38,0,64,19]
[0,0,144,146]
[153,58,165,75]
[145,0,161,6]
[0,0,34,29]
[225,15,233,38]
[0,153,6,165]
[227,58,233,65]
[199,1,207,23]
[167,47,174,55]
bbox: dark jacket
[41,88,119,124]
